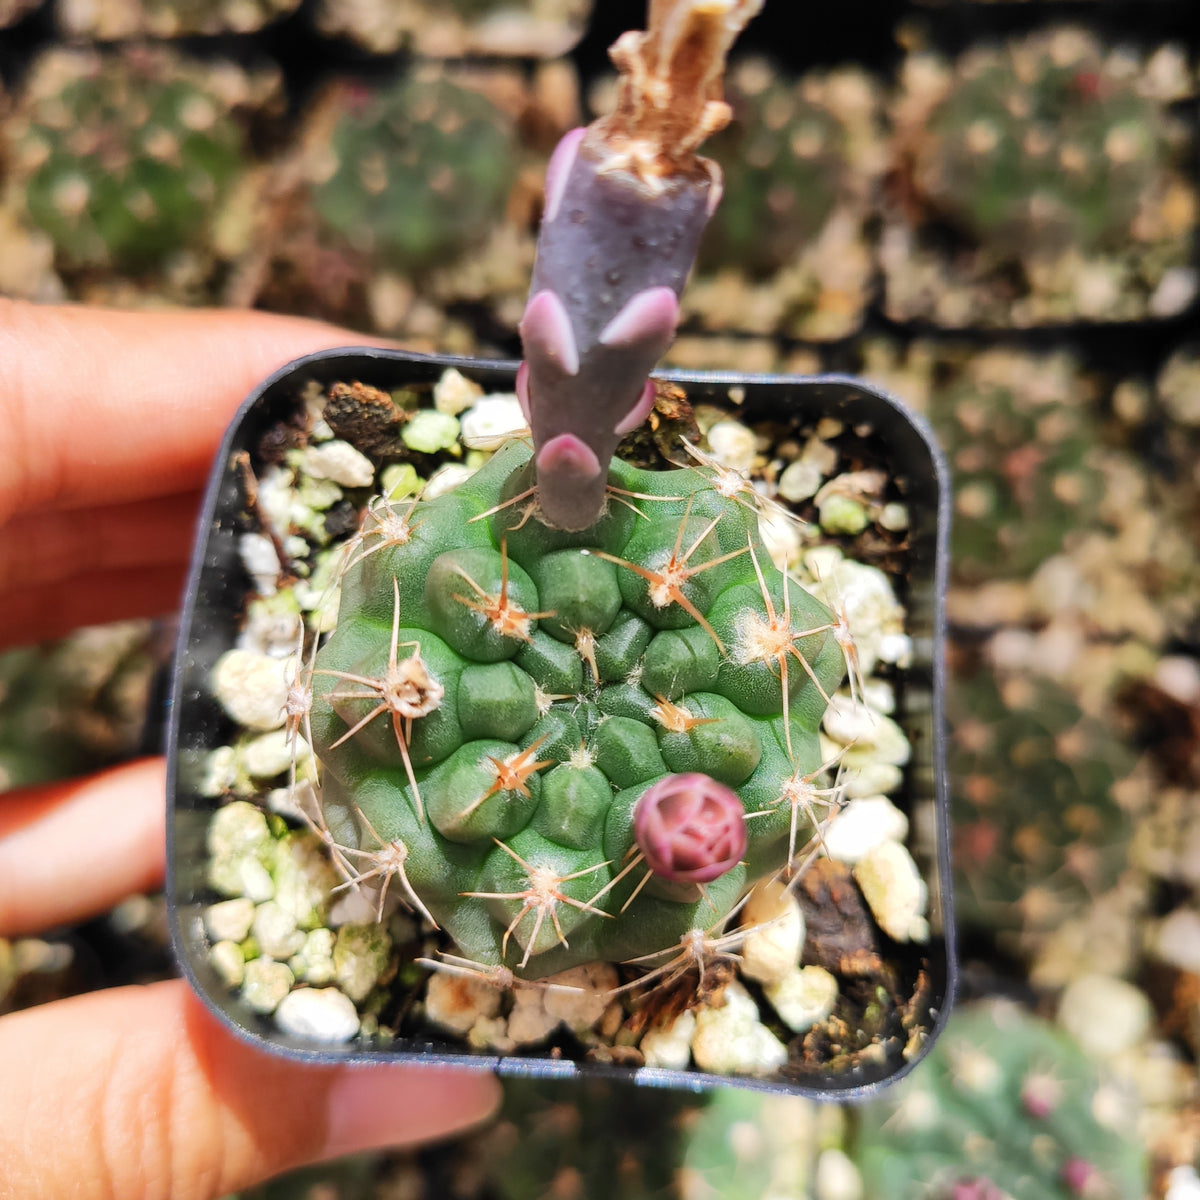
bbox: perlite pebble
[303,440,375,488]
[209,940,245,988]
[425,971,504,1036]
[272,833,338,928]
[640,1009,697,1071]
[433,367,484,415]
[705,420,757,474]
[764,966,838,1033]
[402,410,461,454]
[740,879,805,986]
[817,494,869,536]
[852,841,927,943]
[290,928,336,985]
[333,924,393,1002]
[823,696,911,769]
[204,897,256,944]
[424,462,477,498]
[777,457,824,503]
[823,796,909,864]
[240,729,300,780]
[274,987,361,1044]
[460,395,527,450]
[542,962,619,1029]
[238,532,283,596]
[1057,973,1152,1059]
[691,981,788,1076]
[251,901,306,960]
[211,649,289,730]
[241,958,294,1013]
[757,507,804,571]
[206,800,271,859]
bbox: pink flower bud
[633,773,747,884]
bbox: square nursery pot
[167,347,956,1100]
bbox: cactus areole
[519,0,763,532]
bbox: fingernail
[323,1064,501,1158]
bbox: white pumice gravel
[705,419,757,474]
[271,833,338,927]
[691,981,789,1076]
[241,958,295,1013]
[542,962,619,1029]
[507,989,563,1046]
[333,924,393,1002]
[777,456,824,503]
[424,462,477,498]
[433,367,484,414]
[290,928,336,985]
[303,440,375,488]
[639,1009,697,1071]
[758,506,805,571]
[853,841,928,942]
[1057,973,1153,1059]
[274,987,362,1043]
[460,395,528,450]
[739,879,805,985]
[209,940,246,988]
[425,972,504,1037]
[238,532,283,596]
[764,965,839,1033]
[203,897,256,944]
[402,410,461,454]
[212,649,290,730]
[822,796,909,864]
[240,729,301,780]
[252,901,306,961]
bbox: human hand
[0,301,502,1200]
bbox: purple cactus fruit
[519,0,764,530]
[633,772,747,883]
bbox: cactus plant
[308,435,845,978]
[885,27,1197,326]
[855,999,1147,1199]
[949,667,1135,936]
[926,348,1107,584]
[298,0,858,984]
[310,69,521,280]
[1,47,270,275]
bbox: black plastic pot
[167,347,956,1099]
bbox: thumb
[0,979,501,1200]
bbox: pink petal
[536,433,601,480]
[542,127,585,225]
[520,289,580,378]
[598,286,679,349]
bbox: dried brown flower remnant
[590,0,766,189]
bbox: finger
[0,980,502,1200]
[0,490,200,647]
[0,564,187,650]
[0,300,383,525]
[0,758,166,937]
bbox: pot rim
[167,345,956,1100]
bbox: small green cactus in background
[927,349,1106,584]
[949,668,1134,935]
[56,0,302,38]
[311,69,520,279]
[855,999,1147,1199]
[308,437,845,978]
[2,47,266,273]
[910,29,1182,257]
[697,59,849,279]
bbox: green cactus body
[312,70,519,277]
[697,59,844,280]
[918,32,1176,257]
[928,351,1106,583]
[856,1000,1147,1199]
[309,440,844,979]
[8,48,248,271]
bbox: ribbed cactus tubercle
[519,0,764,531]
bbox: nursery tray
[167,347,955,1099]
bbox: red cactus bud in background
[633,772,747,883]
